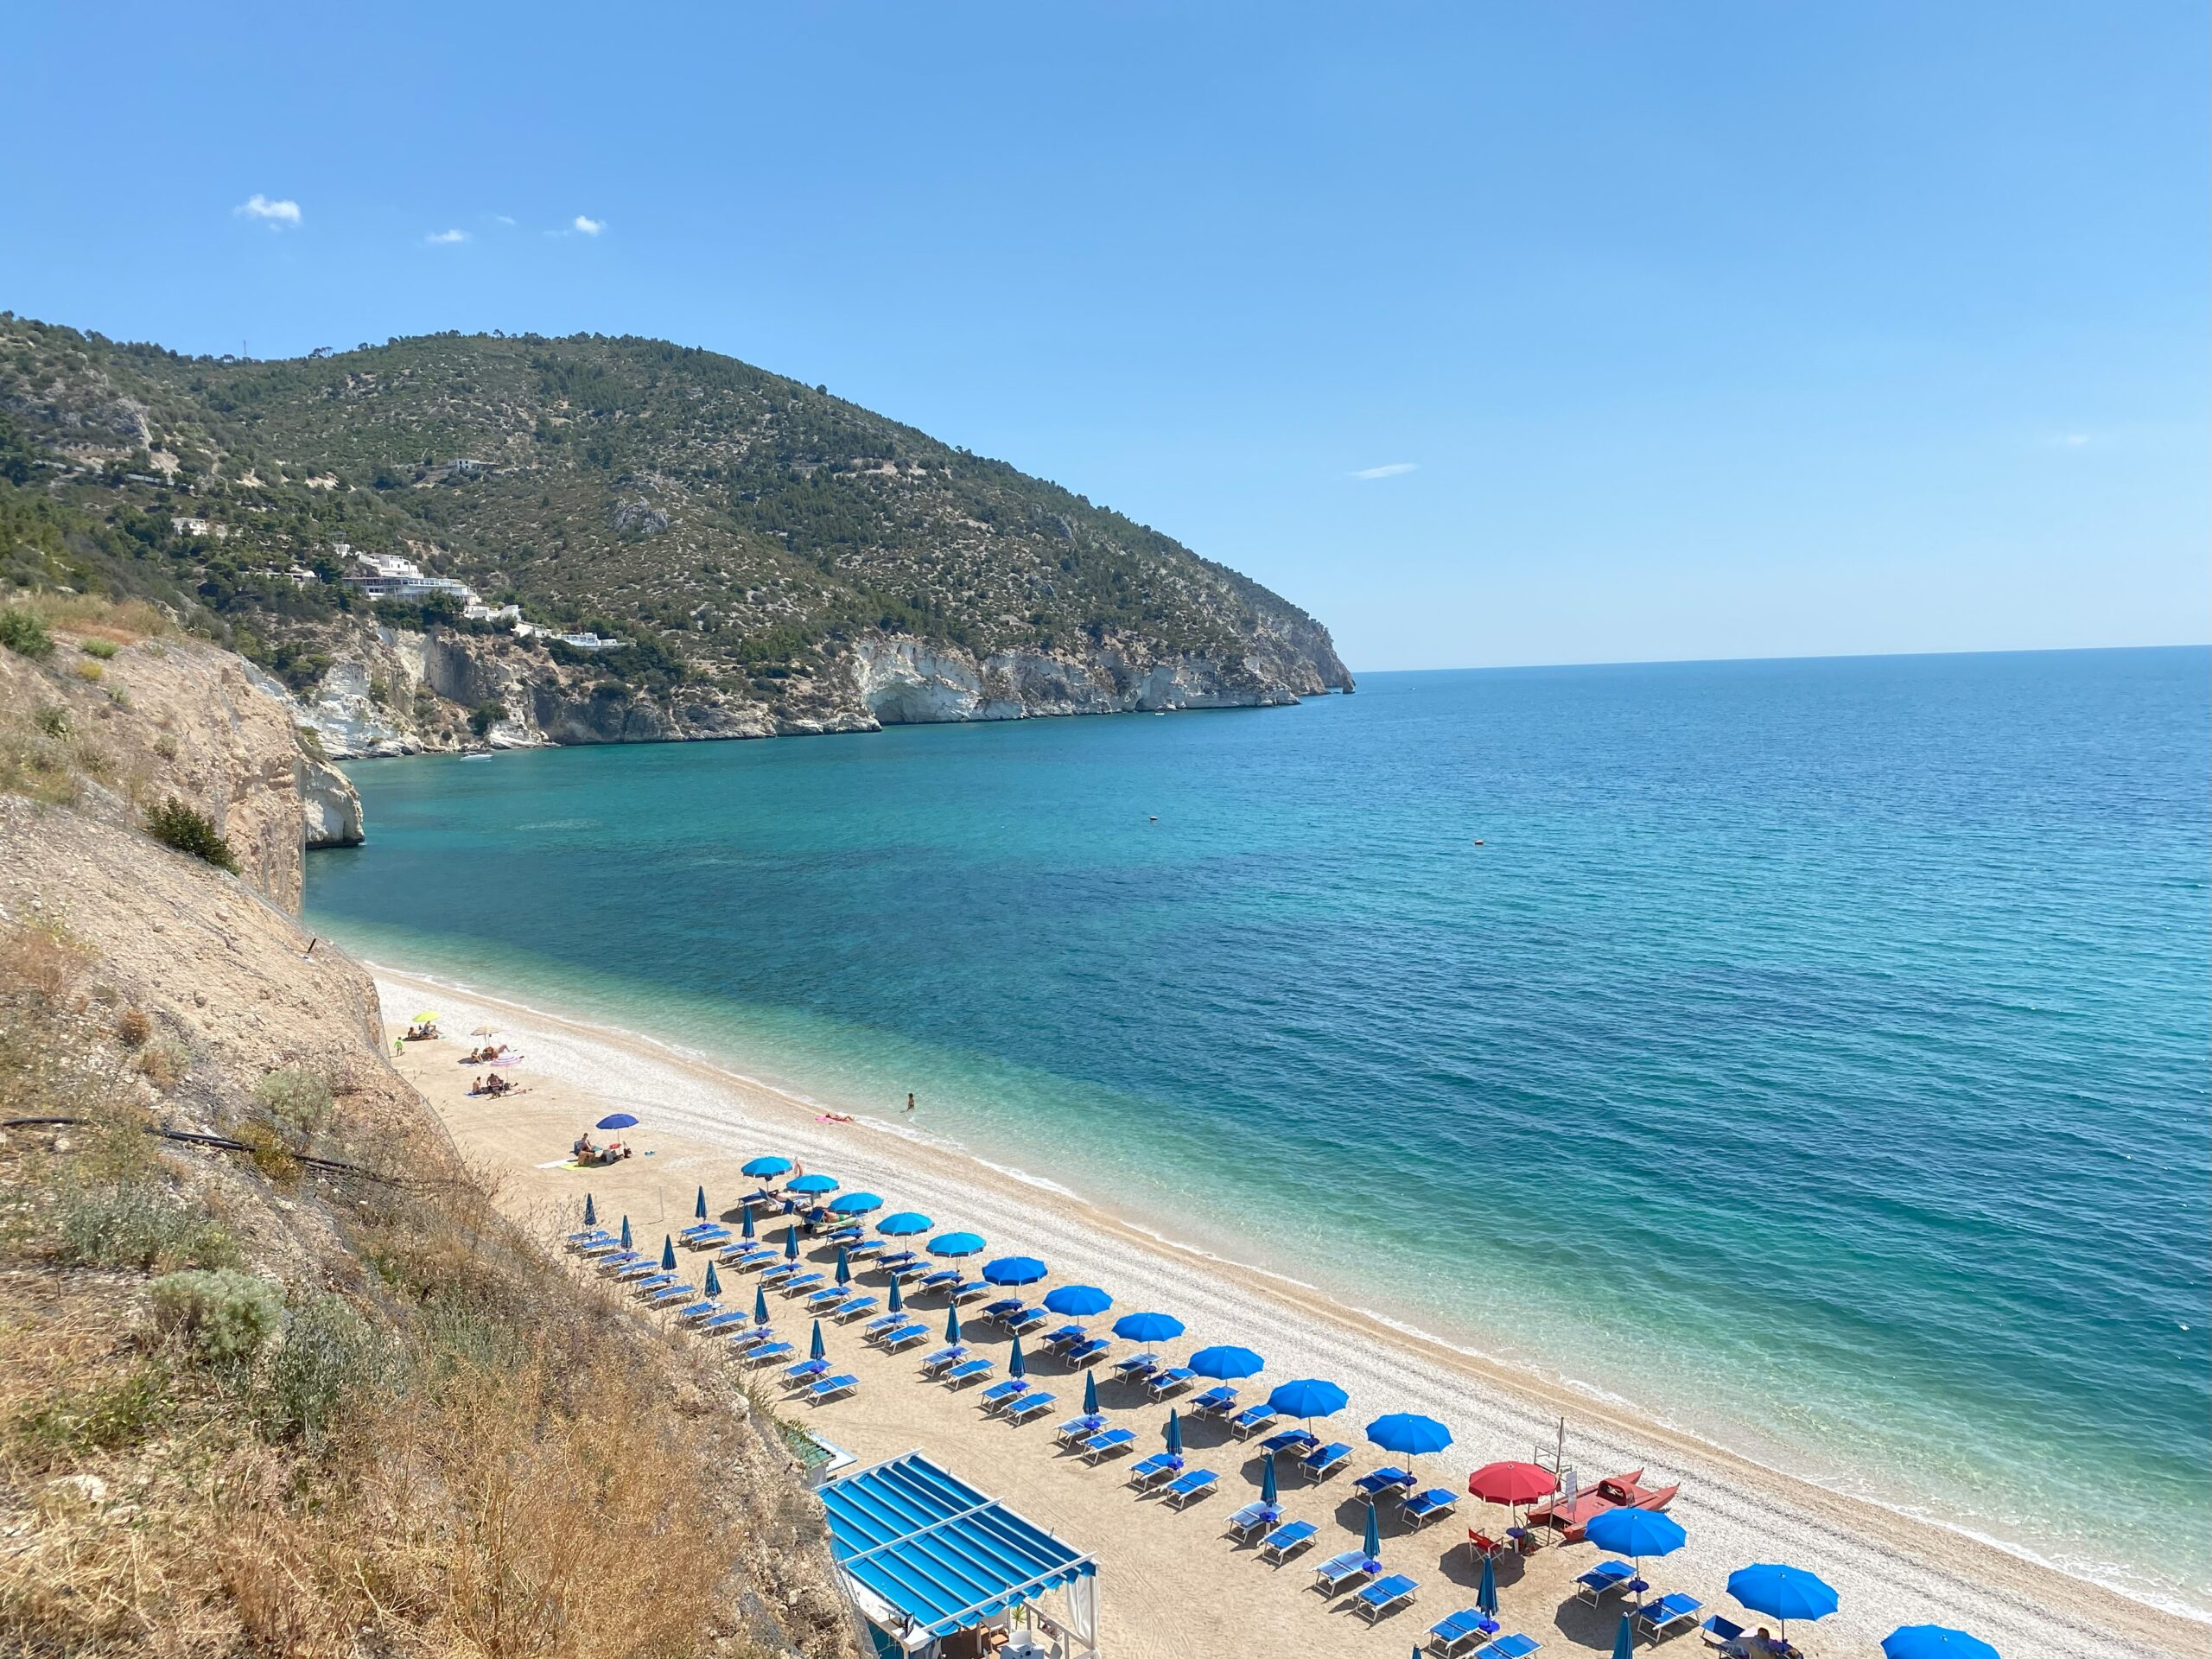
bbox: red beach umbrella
[1467,1460,1559,1506]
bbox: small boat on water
[1527,1468,1679,1541]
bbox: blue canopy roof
[823,1452,1095,1640]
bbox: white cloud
[572,214,606,236]
[1351,461,1417,480]
[2044,432,2105,450]
[234,194,302,229]
[493,214,517,226]
[425,228,467,245]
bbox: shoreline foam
[368,958,2204,1656]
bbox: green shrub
[79,638,119,660]
[468,701,503,737]
[257,1293,385,1449]
[0,608,53,659]
[150,1268,283,1368]
[144,797,240,873]
[254,1066,333,1136]
[14,1363,171,1462]
[59,1180,238,1271]
[34,705,68,739]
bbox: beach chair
[1700,1617,1745,1650]
[1190,1385,1239,1419]
[875,1249,916,1269]
[1162,1467,1217,1508]
[779,1272,826,1297]
[728,1325,777,1349]
[757,1262,800,1287]
[804,1287,850,1313]
[832,1294,880,1323]
[646,1282,698,1307]
[1354,1573,1419,1622]
[918,1269,962,1294]
[1258,1518,1318,1564]
[1261,1427,1319,1459]
[699,1311,751,1335]
[674,1299,721,1323]
[616,1260,669,1283]
[742,1341,795,1366]
[1225,1500,1281,1541]
[1573,1560,1637,1608]
[885,1258,928,1282]
[565,1229,613,1250]
[807,1373,858,1405]
[1300,1441,1351,1481]
[919,1344,969,1376]
[980,1297,1025,1325]
[1004,1390,1057,1424]
[1145,1366,1196,1402]
[575,1239,626,1259]
[629,1272,679,1294]
[1042,1323,1088,1351]
[1055,1414,1108,1447]
[1230,1404,1280,1440]
[949,1280,991,1304]
[844,1238,886,1262]
[721,1247,777,1269]
[879,1323,928,1351]
[594,1251,645,1274]
[1402,1488,1459,1529]
[1355,1465,1416,1502]
[1078,1427,1135,1464]
[1111,1352,1158,1384]
[980,1379,1031,1413]
[681,1227,731,1249]
[825,1224,863,1245]
[781,1357,830,1387]
[1063,1338,1110,1367]
[1471,1635,1541,1659]
[943,1357,995,1389]
[1427,1609,1501,1656]
[1311,1549,1378,1595]
[862,1311,906,1337]
[1634,1593,1704,1642]
[1004,1306,1049,1336]
[1127,1452,1184,1491]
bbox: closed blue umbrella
[619,1216,632,1249]
[1189,1344,1264,1380]
[753,1285,769,1325]
[830,1192,883,1215]
[783,1224,801,1262]
[984,1255,1048,1287]
[596,1112,639,1130]
[659,1235,676,1271]
[1477,1554,1497,1617]
[834,1247,851,1285]
[1611,1614,1634,1659]
[1082,1370,1099,1414]
[1113,1312,1185,1345]
[741,1206,755,1239]
[887,1278,905,1314]
[809,1319,825,1361]
[1268,1378,1350,1421]
[878,1211,932,1236]
[787,1173,839,1195]
[583,1194,596,1226]
[704,1262,721,1297]
[1009,1337,1027,1380]
[741,1155,792,1179]
[1884,1629,1999,1659]
[944,1304,963,1344]
[1165,1408,1183,1455]
[930,1231,986,1257]
[1364,1413,1452,1459]
[1728,1565,1839,1639]
[1045,1284,1112,1318]
[694,1185,708,1220]
[1260,1456,1278,1506]
[1362,1501,1381,1561]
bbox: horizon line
[1349,639,2211,677]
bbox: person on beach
[906,1092,915,1112]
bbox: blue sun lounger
[782,1357,830,1387]
[1402,1488,1459,1529]
[1079,1428,1136,1464]
[1111,1352,1158,1383]
[565,1229,613,1250]
[917,1269,962,1294]
[779,1272,826,1297]
[1226,1500,1280,1540]
[1355,1573,1419,1622]
[808,1373,858,1405]
[804,1287,850,1313]
[698,1310,751,1333]
[674,1298,721,1321]
[1127,1452,1184,1491]
[1004,1306,1049,1336]
[919,1344,969,1375]
[1312,1549,1379,1595]
[629,1272,679,1294]
[1162,1468,1217,1508]
[681,1226,731,1248]
[1146,1366,1197,1402]
[1190,1385,1239,1418]
[1055,1414,1107,1446]
[617,1262,669,1285]
[721,1247,778,1268]
[1356,1465,1416,1502]
[1004,1390,1057,1424]
[948,1280,991,1304]
[1471,1634,1541,1659]
[1427,1609,1501,1656]
[980,1297,1025,1325]
[595,1251,645,1274]
[727,1325,777,1349]
[1063,1338,1111,1367]
[1700,1617,1745,1649]
[1042,1323,1088,1351]
[879,1323,929,1351]
[831,1294,879,1322]
[1230,1403,1280,1440]
[646,1282,697,1307]
[943,1358,995,1389]
[743,1341,795,1366]
[1633,1593,1704,1641]
[980,1378,1030,1412]
[1261,1427,1319,1459]
[1573,1560,1637,1607]
[1299,1441,1351,1481]
[575,1239,625,1259]
[757,1262,800,1287]
[844,1238,885,1262]
[862,1311,906,1337]
[1259,1519,1318,1563]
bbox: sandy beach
[373,964,2200,1659]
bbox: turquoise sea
[305,647,2211,1614]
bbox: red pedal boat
[1527,1468,1679,1541]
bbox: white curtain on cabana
[1063,1570,1099,1656]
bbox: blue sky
[3,3,2203,670]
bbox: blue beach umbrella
[944,1303,963,1344]
[1727,1565,1839,1638]
[704,1262,721,1297]
[787,1173,839,1195]
[783,1224,801,1262]
[582,1194,596,1226]
[1477,1554,1497,1616]
[830,1191,883,1215]
[1189,1344,1263,1380]
[753,1285,770,1325]
[984,1255,1048,1287]
[741,1206,755,1240]
[1164,1408,1183,1455]
[1260,1455,1278,1506]
[659,1235,676,1271]
[1009,1337,1027,1380]
[834,1247,851,1286]
[597,1112,639,1130]
[1364,1413,1452,1459]
[887,1278,905,1314]
[1587,1507,1687,1569]
[1045,1284,1113,1318]
[878,1211,932,1236]
[1362,1501,1382,1562]
[1268,1378,1350,1422]
[742,1155,793,1179]
[1884,1629,1999,1659]
[1611,1614,1634,1659]
[619,1216,632,1249]
[1082,1370,1099,1414]
[1113,1312,1185,1346]
[694,1185,708,1220]
[930,1231,987,1258]
[809,1319,825,1361]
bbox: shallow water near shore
[307,647,2212,1617]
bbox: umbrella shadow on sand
[1438,1546,1528,1592]
[1546,1600,1637,1651]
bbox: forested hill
[0,314,1351,748]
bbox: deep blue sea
[305,647,2211,1612]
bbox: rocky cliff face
[298,754,365,848]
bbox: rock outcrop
[298,753,365,848]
